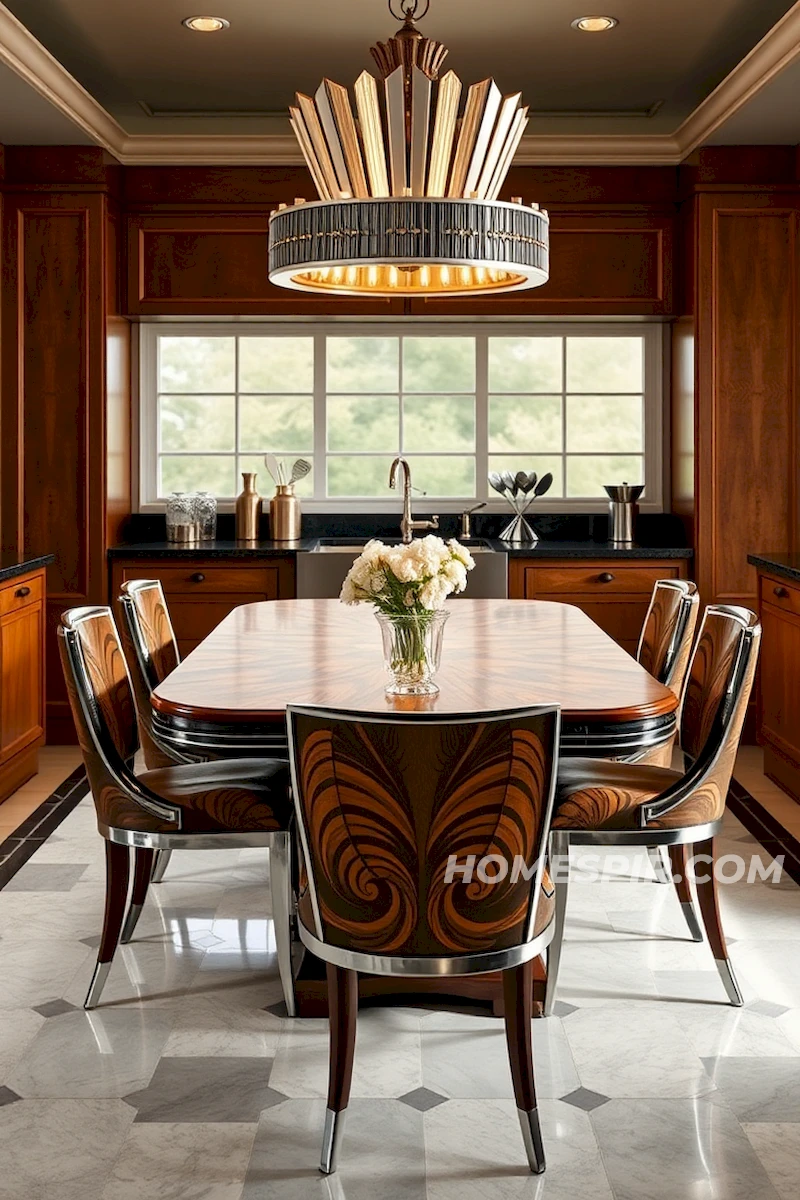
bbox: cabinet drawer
[525,564,678,595]
[0,572,44,618]
[761,575,800,619]
[119,564,280,598]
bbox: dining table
[151,597,678,1016]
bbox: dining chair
[544,604,760,1014]
[633,579,700,883]
[58,605,297,1015]
[287,704,561,1176]
[118,579,192,890]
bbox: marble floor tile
[677,1005,799,1059]
[0,1009,44,1084]
[742,1123,800,1200]
[161,994,282,1058]
[729,941,800,1009]
[424,1098,614,1200]
[548,941,660,1009]
[62,942,206,1009]
[269,1007,423,1099]
[0,937,90,1010]
[0,1099,135,1200]
[242,1098,426,1200]
[421,1010,579,1100]
[101,1122,257,1200]
[592,1095,782,1200]
[8,1010,172,1099]
[563,1006,714,1098]
[125,1056,286,1122]
[701,1057,800,1122]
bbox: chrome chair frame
[287,703,561,1177]
[634,580,700,887]
[544,604,760,1015]
[119,579,194,889]
[60,607,296,1016]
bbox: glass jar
[165,492,195,542]
[193,491,218,541]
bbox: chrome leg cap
[681,901,704,943]
[518,1107,546,1174]
[120,903,143,945]
[715,957,744,1007]
[84,960,112,1010]
[320,1108,346,1176]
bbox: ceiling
[0,58,91,143]
[0,0,798,159]
[707,56,800,143]
[1,0,798,136]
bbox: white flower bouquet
[340,536,475,695]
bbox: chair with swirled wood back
[544,604,760,1015]
[287,704,561,1177]
[58,605,296,1015]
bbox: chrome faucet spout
[388,456,439,544]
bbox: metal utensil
[517,470,537,494]
[264,454,282,485]
[488,472,507,496]
[289,458,311,485]
[502,470,518,496]
[534,472,553,497]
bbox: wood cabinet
[0,568,46,802]
[757,570,800,803]
[110,557,295,658]
[508,559,687,655]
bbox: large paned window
[139,322,664,511]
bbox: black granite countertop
[0,553,54,584]
[748,553,800,584]
[492,540,692,559]
[109,538,692,561]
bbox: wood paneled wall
[2,145,800,741]
[0,152,132,741]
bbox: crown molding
[674,0,800,155]
[1,0,799,167]
[0,4,125,152]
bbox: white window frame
[138,318,666,514]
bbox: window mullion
[314,332,327,501]
[475,333,488,503]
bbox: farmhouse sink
[297,537,507,599]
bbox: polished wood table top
[152,598,676,725]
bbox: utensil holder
[270,484,301,541]
[499,513,538,544]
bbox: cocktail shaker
[604,483,644,545]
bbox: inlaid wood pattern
[152,599,678,725]
[291,710,558,955]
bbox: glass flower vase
[375,609,449,696]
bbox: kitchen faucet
[388,457,439,544]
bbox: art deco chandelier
[268,0,549,297]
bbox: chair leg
[268,832,296,1018]
[647,844,671,883]
[151,849,172,883]
[543,830,570,1017]
[668,843,704,942]
[503,959,545,1174]
[85,841,130,1009]
[321,964,358,1176]
[692,836,744,1006]
[120,848,155,945]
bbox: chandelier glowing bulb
[268,0,549,297]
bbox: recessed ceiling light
[182,16,230,33]
[571,16,618,32]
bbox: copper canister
[270,484,301,541]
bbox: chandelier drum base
[268,197,549,297]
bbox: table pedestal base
[293,952,547,1018]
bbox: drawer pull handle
[597,572,615,584]
[15,586,31,598]
[774,586,789,599]
[190,572,206,584]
